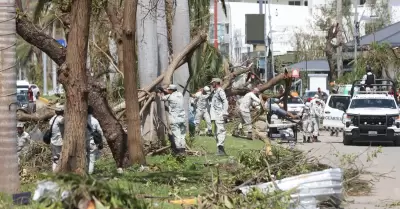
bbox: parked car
[16,92,29,110]
[287,96,305,116]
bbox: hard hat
[17,122,24,128]
[55,103,64,111]
[305,102,311,108]
[313,94,319,98]
[203,86,210,92]
[167,84,177,90]
[210,78,222,84]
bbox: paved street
[297,131,400,209]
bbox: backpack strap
[50,115,59,130]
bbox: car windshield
[17,93,28,103]
[288,97,303,104]
[304,91,317,97]
[349,98,397,109]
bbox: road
[296,131,400,209]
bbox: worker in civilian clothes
[300,102,312,143]
[159,84,187,155]
[49,104,65,171]
[210,78,229,156]
[17,122,30,164]
[310,96,325,142]
[239,88,261,139]
[192,86,212,136]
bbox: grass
[10,135,265,209]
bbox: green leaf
[93,196,110,209]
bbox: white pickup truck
[341,79,400,145]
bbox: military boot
[247,132,253,139]
[307,136,312,143]
[303,135,307,143]
[313,136,321,142]
[207,129,213,136]
[330,131,334,136]
[217,145,227,156]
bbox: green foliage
[42,174,148,209]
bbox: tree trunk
[137,0,159,150]
[56,0,92,174]
[170,0,191,131]
[16,14,131,168]
[156,0,168,144]
[122,0,146,165]
[0,1,20,193]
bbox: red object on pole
[214,0,218,48]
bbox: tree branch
[16,14,66,66]
[105,2,122,35]
[16,109,54,122]
[112,33,208,113]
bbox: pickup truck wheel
[343,137,352,145]
[394,139,400,146]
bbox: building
[209,0,400,64]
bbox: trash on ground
[239,168,343,209]
[169,198,197,205]
[13,192,31,205]
[32,180,70,202]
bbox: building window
[288,1,301,6]
[304,1,308,6]
[359,0,366,5]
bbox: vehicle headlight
[388,115,400,126]
[22,104,28,108]
[343,114,358,126]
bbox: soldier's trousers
[194,109,212,131]
[239,111,252,133]
[170,122,187,149]
[213,119,226,147]
[302,120,312,137]
[311,117,319,137]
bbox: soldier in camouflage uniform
[17,122,30,164]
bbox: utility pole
[354,0,359,67]
[268,0,275,83]
[336,0,343,79]
[264,1,268,81]
[213,0,218,49]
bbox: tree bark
[16,11,130,168]
[56,0,92,174]
[122,0,146,165]
[137,0,159,150]
[0,2,20,193]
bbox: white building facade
[210,0,400,64]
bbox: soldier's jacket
[301,106,311,121]
[239,92,260,113]
[210,87,229,121]
[310,99,325,117]
[17,131,30,154]
[194,91,211,111]
[162,91,186,124]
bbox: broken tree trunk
[112,33,208,113]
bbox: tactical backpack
[365,74,375,87]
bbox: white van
[322,94,351,132]
[17,80,30,94]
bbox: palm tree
[137,0,159,148]
[0,1,21,193]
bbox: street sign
[57,39,66,47]
[292,69,300,78]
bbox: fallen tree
[16,13,208,167]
